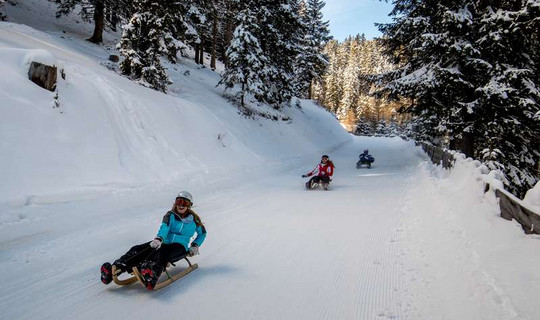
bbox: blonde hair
[171,204,204,228]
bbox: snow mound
[523,181,540,212]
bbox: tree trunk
[195,44,200,65]
[210,1,218,70]
[223,9,234,68]
[449,136,457,150]
[460,131,475,158]
[87,1,104,44]
[199,38,204,66]
[106,4,119,32]
[308,80,313,100]
[459,105,476,157]
[241,82,245,108]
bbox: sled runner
[112,254,198,290]
[356,159,373,169]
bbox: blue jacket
[156,211,207,250]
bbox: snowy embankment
[397,157,540,319]
[1,16,540,320]
[0,22,349,206]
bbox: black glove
[301,174,307,178]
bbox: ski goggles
[175,198,191,208]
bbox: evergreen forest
[2,0,538,197]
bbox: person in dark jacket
[357,149,375,168]
[100,191,207,289]
[302,154,335,190]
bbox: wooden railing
[496,189,540,234]
[416,142,454,169]
[417,142,540,235]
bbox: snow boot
[305,181,311,189]
[322,182,329,190]
[100,262,113,285]
[139,261,162,290]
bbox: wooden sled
[112,254,198,290]
[112,265,138,286]
[306,179,332,191]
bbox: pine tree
[258,0,304,109]
[209,0,221,70]
[174,0,209,62]
[355,117,374,136]
[189,0,211,66]
[219,0,242,67]
[119,0,174,92]
[378,0,480,150]
[220,0,308,109]
[355,35,371,119]
[378,0,539,197]
[314,34,399,127]
[205,0,240,70]
[359,39,392,123]
[339,40,361,121]
[294,0,331,99]
[218,5,267,109]
[375,119,389,136]
[474,0,540,197]
[320,40,343,114]
[0,0,6,21]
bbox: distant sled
[356,151,375,169]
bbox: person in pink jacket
[302,155,334,190]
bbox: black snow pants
[118,241,188,272]
[309,175,331,185]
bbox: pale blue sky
[321,0,394,41]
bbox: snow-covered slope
[0,21,349,204]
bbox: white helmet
[176,191,193,204]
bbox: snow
[523,181,540,212]
[1,2,539,320]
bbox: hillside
[0,7,350,204]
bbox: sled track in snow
[3,136,533,319]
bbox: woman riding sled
[302,154,335,190]
[100,191,207,290]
